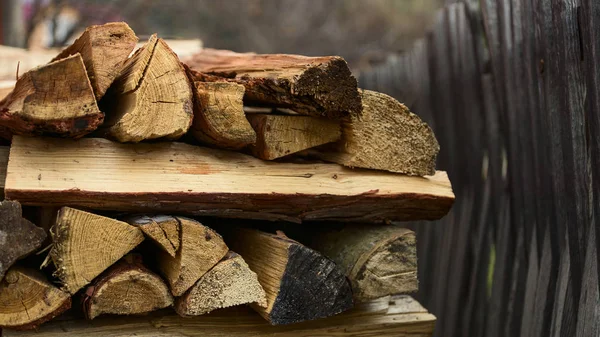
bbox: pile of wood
[0,22,453,336]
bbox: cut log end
[126,215,180,257]
[0,267,71,330]
[175,251,266,317]
[83,254,173,320]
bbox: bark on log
[49,207,144,294]
[226,229,353,325]
[0,54,103,137]
[175,251,266,317]
[185,49,361,119]
[5,136,455,223]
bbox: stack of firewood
[0,22,453,333]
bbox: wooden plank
[4,136,454,223]
[3,295,436,337]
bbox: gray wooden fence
[359,0,600,336]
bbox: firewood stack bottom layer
[0,22,454,336]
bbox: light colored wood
[185,49,361,119]
[102,35,193,142]
[83,254,173,320]
[190,81,256,149]
[3,295,435,336]
[157,217,228,297]
[5,137,454,223]
[49,207,144,294]
[126,215,180,257]
[247,114,341,160]
[175,251,266,317]
[0,266,71,330]
[0,54,103,137]
[312,90,439,176]
[227,229,353,325]
[52,22,138,100]
[0,200,47,281]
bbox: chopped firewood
[226,229,353,325]
[247,114,341,160]
[5,137,455,223]
[52,22,138,100]
[185,49,361,119]
[292,225,417,301]
[0,266,71,330]
[126,215,180,257]
[156,217,228,296]
[101,35,193,142]
[175,251,266,317]
[190,81,256,150]
[82,254,173,320]
[49,207,145,294]
[311,90,439,176]
[0,201,47,281]
[0,54,103,137]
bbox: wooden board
[2,295,435,337]
[4,137,454,223]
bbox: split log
[126,215,180,257]
[52,22,138,100]
[291,225,417,301]
[226,229,353,325]
[49,207,144,294]
[154,217,228,296]
[0,54,103,137]
[5,136,455,223]
[311,90,439,176]
[190,81,256,150]
[101,34,193,142]
[0,200,47,281]
[0,266,71,330]
[175,251,266,317]
[82,254,173,320]
[247,114,341,160]
[185,49,361,119]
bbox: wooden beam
[5,137,454,223]
[185,49,361,119]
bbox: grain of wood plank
[4,136,454,223]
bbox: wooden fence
[359,0,600,336]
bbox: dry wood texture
[175,251,266,317]
[247,114,341,160]
[52,22,138,100]
[0,54,103,138]
[293,225,418,301]
[0,200,47,281]
[3,295,435,337]
[49,207,144,294]
[0,267,71,330]
[226,229,353,325]
[312,90,439,176]
[190,81,256,149]
[101,35,193,142]
[5,136,454,223]
[82,254,173,320]
[185,49,361,119]
[126,215,180,257]
[154,217,228,296]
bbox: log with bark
[175,251,267,317]
[226,228,353,325]
[49,207,145,294]
[0,54,103,138]
[0,266,71,330]
[5,136,454,223]
[185,49,362,119]
[0,200,47,281]
[100,35,193,142]
[247,114,341,160]
[82,254,173,320]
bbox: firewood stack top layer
[0,22,452,337]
